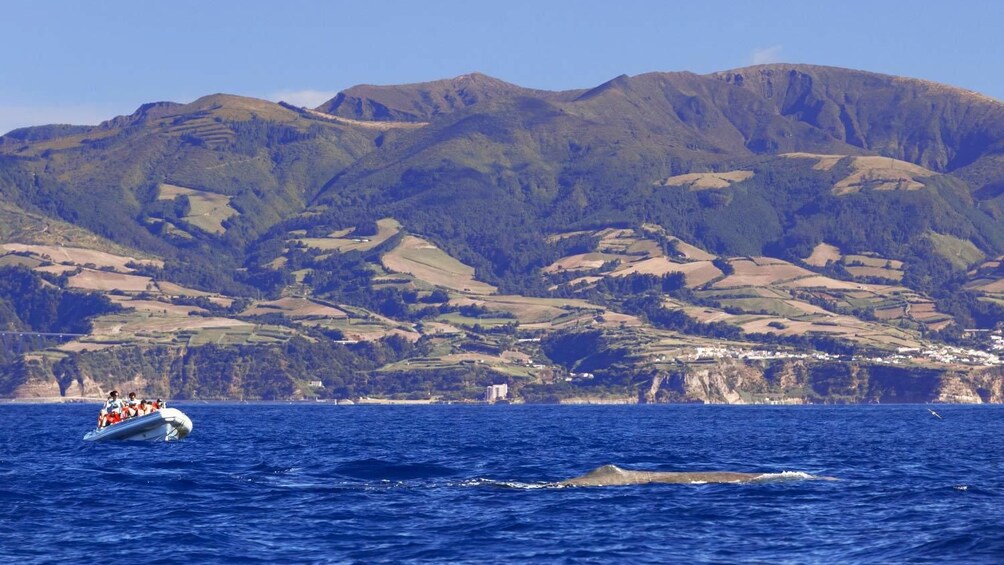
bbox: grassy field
[449,295,614,329]
[2,243,162,271]
[67,269,155,292]
[716,297,815,318]
[543,252,624,273]
[296,218,402,253]
[537,228,947,346]
[300,306,419,341]
[658,170,754,190]
[240,297,348,319]
[832,156,933,194]
[382,235,496,294]
[845,266,904,281]
[927,232,985,269]
[611,258,723,287]
[0,254,42,268]
[157,183,239,234]
[544,226,722,291]
[804,243,842,267]
[713,258,814,288]
[782,153,934,195]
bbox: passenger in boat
[98,390,125,428]
[137,399,152,416]
[124,392,140,418]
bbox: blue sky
[2,0,1002,134]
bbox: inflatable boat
[83,408,193,442]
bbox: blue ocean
[1,404,1002,563]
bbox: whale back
[560,465,763,486]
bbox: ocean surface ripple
[1,404,1002,563]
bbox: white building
[485,383,508,403]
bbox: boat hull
[83,408,193,442]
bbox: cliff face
[4,345,1002,404]
[682,361,772,404]
[937,367,1004,403]
[9,357,61,398]
[6,345,304,401]
[646,360,1004,404]
[9,349,179,399]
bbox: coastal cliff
[644,360,1004,404]
[4,344,1002,404]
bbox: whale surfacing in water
[559,465,832,486]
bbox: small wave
[456,478,559,490]
[247,463,300,474]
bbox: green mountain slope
[2,65,1004,402]
[308,69,1004,292]
[0,94,382,262]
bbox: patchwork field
[804,243,842,267]
[657,170,754,190]
[450,295,605,326]
[782,153,934,195]
[295,304,419,342]
[964,256,1004,301]
[67,269,155,292]
[713,258,814,288]
[611,257,723,287]
[382,235,496,294]
[81,308,258,350]
[678,295,923,349]
[109,296,209,316]
[845,266,904,281]
[538,230,946,343]
[802,244,904,281]
[157,183,239,234]
[1,243,162,271]
[967,277,1004,294]
[295,218,402,253]
[544,252,623,273]
[241,297,348,319]
[781,276,886,291]
[544,226,723,292]
[595,228,660,256]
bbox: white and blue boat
[83,408,193,442]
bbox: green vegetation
[0,266,119,335]
[2,67,1004,401]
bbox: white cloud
[750,45,784,65]
[0,104,120,136]
[268,89,339,109]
